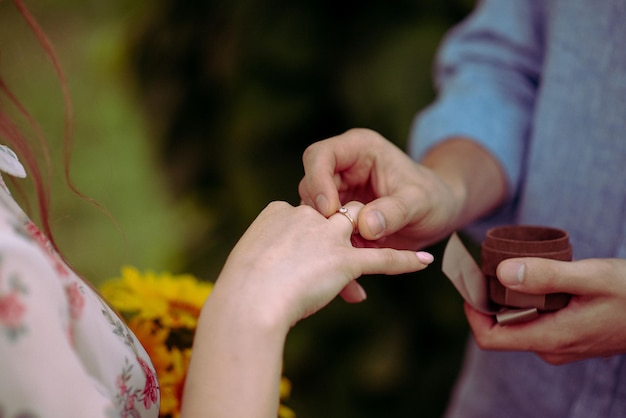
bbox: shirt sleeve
[0,224,115,417]
[408,0,545,201]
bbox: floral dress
[0,145,159,418]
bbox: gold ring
[338,207,358,234]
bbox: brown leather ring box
[481,225,572,311]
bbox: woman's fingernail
[315,194,329,214]
[365,210,385,238]
[499,261,525,286]
[356,285,368,302]
[417,251,434,264]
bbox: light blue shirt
[409,0,626,416]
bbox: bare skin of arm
[180,201,433,418]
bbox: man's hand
[299,128,506,250]
[466,257,626,364]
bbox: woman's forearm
[180,282,289,418]
[178,200,434,417]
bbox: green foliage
[0,1,195,282]
[129,1,475,416]
[4,0,476,416]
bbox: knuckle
[532,260,564,293]
[389,197,410,221]
[301,142,318,165]
[591,259,617,280]
[297,179,309,199]
[344,127,381,144]
[380,248,398,266]
[297,203,320,217]
[344,127,369,137]
[266,200,290,211]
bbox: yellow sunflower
[100,266,212,328]
[101,267,295,418]
[158,347,192,418]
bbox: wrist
[420,137,507,227]
[202,277,292,338]
[185,279,288,418]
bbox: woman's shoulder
[0,170,159,418]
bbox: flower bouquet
[100,266,295,418]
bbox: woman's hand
[182,201,433,418]
[466,257,626,364]
[213,200,434,330]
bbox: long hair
[0,0,107,254]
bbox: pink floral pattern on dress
[115,357,160,418]
[65,282,85,320]
[0,291,26,339]
[25,221,69,277]
[0,150,159,418]
[0,270,28,341]
[138,356,159,410]
[103,306,160,416]
[116,359,141,418]
[64,281,86,346]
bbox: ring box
[481,225,572,311]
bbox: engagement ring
[338,207,358,234]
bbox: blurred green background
[2,0,477,416]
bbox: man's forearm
[420,137,507,229]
